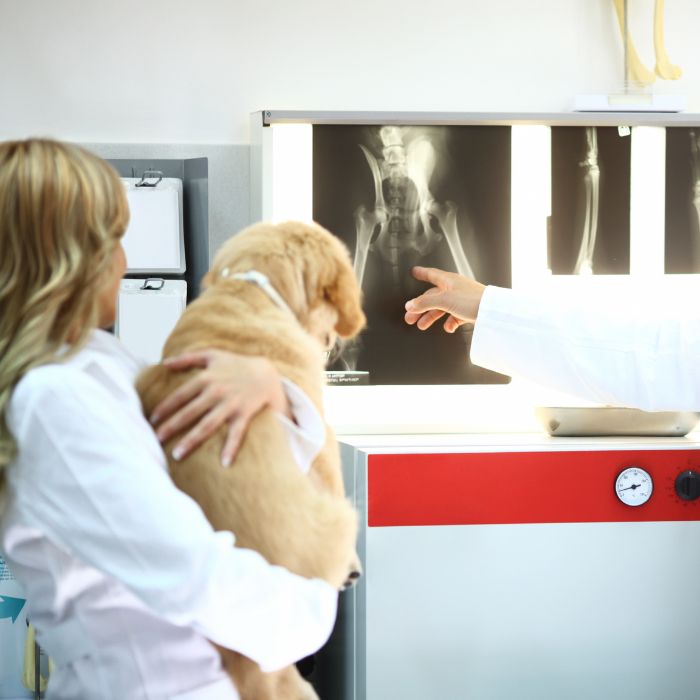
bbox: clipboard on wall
[115,279,187,364]
[121,172,186,274]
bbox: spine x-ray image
[550,127,631,275]
[665,127,700,273]
[313,125,511,386]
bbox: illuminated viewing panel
[666,127,700,273]
[252,113,700,432]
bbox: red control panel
[367,449,700,527]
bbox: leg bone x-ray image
[665,127,700,273]
[313,125,511,385]
[550,127,631,275]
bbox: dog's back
[137,283,358,585]
[135,221,366,699]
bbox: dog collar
[221,268,295,318]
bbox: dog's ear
[299,223,365,339]
[321,247,366,338]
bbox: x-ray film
[665,127,700,273]
[550,127,631,275]
[313,125,511,386]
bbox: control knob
[675,470,700,501]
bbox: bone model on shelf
[353,126,475,290]
[611,0,682,86]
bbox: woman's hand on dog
[149,349,291,467]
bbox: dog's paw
[341,568,362,590]
[341,551,363,590]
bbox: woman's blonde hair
[0,138,129,481]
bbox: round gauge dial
[615,466,653,507]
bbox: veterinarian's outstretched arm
[150,349,293,467]
[404,266,700,411]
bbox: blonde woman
[0,139,337,699]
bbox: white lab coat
[471,285,700,410]
[1,330,338,699]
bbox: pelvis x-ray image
[665,128,700,273]
[313,125,511,385]
[550,127,631,275]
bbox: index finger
[411,266,450,287]
[162,350,215,371]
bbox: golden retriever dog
[136,221,366,699]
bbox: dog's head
[203,221,366,349]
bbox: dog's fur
[136,221,366,699]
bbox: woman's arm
[8,367,337,672]
[149,350,294,467]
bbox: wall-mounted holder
[109,158,208,363]
[109,158,208,298]
[121,174,186,276]
[115,278,187,364]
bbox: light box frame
[250,110,700,435]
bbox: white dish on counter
[535,406,700,437]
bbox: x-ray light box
[251,111,700,434]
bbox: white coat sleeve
[9,367,337,673]
[275,378,326,475]
[470,285,700,411]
